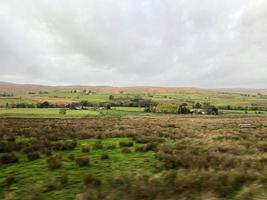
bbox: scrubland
[0,116,267,200]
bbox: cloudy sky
[0,0,266,88]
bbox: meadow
[1,116,267,200]
[0,108,100,117]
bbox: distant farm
[0,82,267,117]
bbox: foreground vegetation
[1,116,267,199]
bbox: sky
[0,0,266,88]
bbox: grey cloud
[0,0,266,87]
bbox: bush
[52,140,77,151]
[107,144,117,150]
[119,141,134,147]
[0,141,15,153]
[134,136,165,144]
[27,152,40,161]
[5,135,16,142]
[122,147,132,153]
[76,157,90,167]
[237,184,263,200]
[5,174,16,186]
[135,143,158,152]
[44,179,57,192]
[60,172,69,185]
[135,146,146,152]
[145,142,158,151]
[47,154,62,169]
[68,154,75,161]
[100,153,109,160]
[82,145,90,153]
[0,153,19,165]
[92,140,103,150]
[83,174,101,186]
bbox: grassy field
[35,91,109,103]
[0,98,35,107]
[151,92,267,107]
[0,108,100,117]
[0,137,156,200]
[1,116,267,199]
[111,106,145,112]
[1,107,267,118]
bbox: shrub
[60,172,69,185]
[45,149,52,156]
[82,145,90,153]
[145,142,158,151]
[52,140,77,151]
[27,152,40,161]
[100,153,109,160]
[5,135,16,142]
[122,147,132,153]
[92,140,103,150]
[5,174,16,186]
[47,154,62,169]
[0,141,15,153]
[136,143,158,152]
[107,144,117,150]
[119,141,134,147]
[84,174,101,186]
[0,153,19,165]
[135,146,146,152]
[68,154,75,161]
[134,136,165,144]
[236,184,263,200]
[76,157,90,167]
[44,179,57,192]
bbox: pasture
[0,108,100,117]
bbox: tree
[109,95,114,100]
[202,103,219,115]
[194,102,202,109]
[106,104,111,110]
[177,103,191,114]
[37,101,51,108]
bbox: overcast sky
[0,0,266,88]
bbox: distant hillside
[217,88,267,95]
[0,82,266,95]
[0,82,216,95]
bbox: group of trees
[5,103,35,108]
[145,102,219,115]
[0,93,13,97]
[66,98,157,110]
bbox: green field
[0,137,156,200]
[0,108,100,117]
[111,106,144,112]
[36,91,109,102]
[151,92,267,107]
[0,98,35,107]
